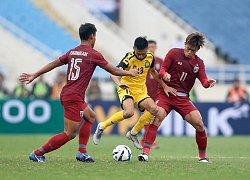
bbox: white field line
[155,156,250,159]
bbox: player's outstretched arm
[149,68,177,96]
[149,68,165,85]
[19,59,64,84]
[103,63,138,77]
[110,74,130,89]
[200,78,216,88]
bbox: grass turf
[0,135,249,180]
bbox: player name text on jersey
[70,51,88,56]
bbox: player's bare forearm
[110,74,129,89]
[150,68,164,86]
[150,68,177,96]
[110,74,120,85]
[104,63,138,77]
[33,60,62,78]
[19,59,63,84]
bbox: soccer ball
[112,145,132,161]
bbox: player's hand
[208,78,216,88]
[118,83,130,89]
[163,73,171,82]
[163,85,177,97]
[128,67,139,77]
[19,73,35,85]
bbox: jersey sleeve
[159,49,175,78]
[91,50,109,68]
[150,56,155,68]
[116,52,131,70]
[197,59,210,88]
[59,50,71,64]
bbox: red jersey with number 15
[59,45,108,100]
[159,48,209,95]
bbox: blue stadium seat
[159,0,250,64]
[0,0,78,55]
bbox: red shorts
[60,94,88,122]
[155,93,197,119]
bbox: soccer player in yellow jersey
[93,37,176,149]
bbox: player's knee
[88,112,96,124]
[152,121,161,127]
[123,111,134,119]
[148,106,159,116]
[194,121,204,131]
[67,132,77,140]
[151,117,162,127]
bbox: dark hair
[148,40,156,45]
[186,32,205,49]
[79,23,97,40]
[134,36,148,50]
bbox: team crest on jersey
[145,60,150,68]
[80,111,84,118]
[193,64,199,73]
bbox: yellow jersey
[117,51,155,93]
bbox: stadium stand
[1,0,249,101]
[0,26,61,91]
[120,0,220,66]
[0,0,79,56]
[158,0,250,64]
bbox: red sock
[196,130,207,158]
[143,124,158,155]
[141,124,150,144]
[78,120,93,153]
[34,132,69,156]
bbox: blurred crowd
[0,72,66,100]
[0,73,249,103]
[0,71,103,102]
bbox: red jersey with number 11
[159,48,209,95]
[59,45,108,100]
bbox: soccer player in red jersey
[146,40,164,101]
[19,23,138,163]
[137,32,216,162]
[140,40,163,149]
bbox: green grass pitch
[0,135,249,180]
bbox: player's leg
[138,106,167,161]
[141,124,159,149]
[101,88,134,129]
[131,97,158,135]
[139,98,160,149]
[29,94,83,162]
[103,97,135,128]
[30,117,79,162]
[184,110,209,162]
[76,105,95,162]
[140,123,148,145]
[125,94,157,149]
[93,97,134,145]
